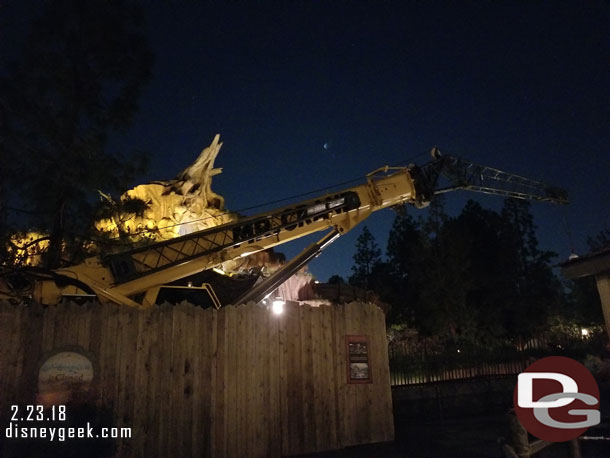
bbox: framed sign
[37,346,96,405]
[346,335,372,384]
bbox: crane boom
[26,149,567,308]
[421,150,568,204]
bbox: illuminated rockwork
[96,134,236,242]
[4,135,280,275]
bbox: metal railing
[389,330,607,386]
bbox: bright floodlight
[272,298,285,315]
[581,328,589,337]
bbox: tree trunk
[45,198,65,269]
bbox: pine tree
[587,228,610,251]
[499,198,561,336]
[327,275,346,285]
[349,226,382,290]
[0,0,154,268]
[385,209,423,323]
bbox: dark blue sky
[5,1,609,281]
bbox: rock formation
[96,134,236,242]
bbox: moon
[323,142,330,150]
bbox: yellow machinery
[7,149,568,308]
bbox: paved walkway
[292,415,610,458]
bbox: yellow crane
[5,149,568,308]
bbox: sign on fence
[346,335,372,384]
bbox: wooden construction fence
[0,300,393,457]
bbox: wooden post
[507,409,530,458]
[595,274,610,340]
[568,438,582,458]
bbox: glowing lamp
[271,298,285,315]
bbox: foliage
[385,209,423,323]
[555,224,609,326]
[544,315,603,341]
[564,276,604,324]
[327,274,346,285]
[348,226,382,289]
[388,322,609,386]
[0,0,153,268]
[497,198,563,336]
[587,227,610,251]
[95,191,150,243]
[350,197,577,344]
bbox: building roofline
[560,246,610,279]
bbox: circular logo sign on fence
[513,356,600,442]
[38,351,94,396]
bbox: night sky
[3,1,609,281]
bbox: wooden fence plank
[278,302,290,456]
[190,306,203,458]
[320,304,338,450]
[268,304,282,458]
[311,305,324,450]
[41,304,57,354]
[76,302,91,350]
[287,301,304,455]
[341,303,356,446]
[1,300,396,458]
[332,303,346,449]
[236,304,247,458]
[244,304,254,456]
[0,304,15,409]
[118,307,137,456]
[157,304,173,458]
[102,304,119,405]
[146,306,162,458]
[132,307,151,458]
[225,305,238,458]
[0,304,18,406]
[248,304,258,456]
[18,304,44,403]
[206,307,218,458]
[171,304,187,458]
[213,306,227,458]
[303,305,316,453]
[353,303,369,445]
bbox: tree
[94,191,150,253]
[349,226,382,289]
[0,0,153,268]
[499,198,562,336]
[387,211,422,283]
[386,197,473,338]
[566,276,603,324]
[587,227,610,251]
[562,226,608,325]
[327,275,346,285]
[413,210,475,339]
[385,197,563,343]
[386,209,423,323]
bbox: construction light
[271,298,285,315]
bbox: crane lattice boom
[419,150,568,205]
